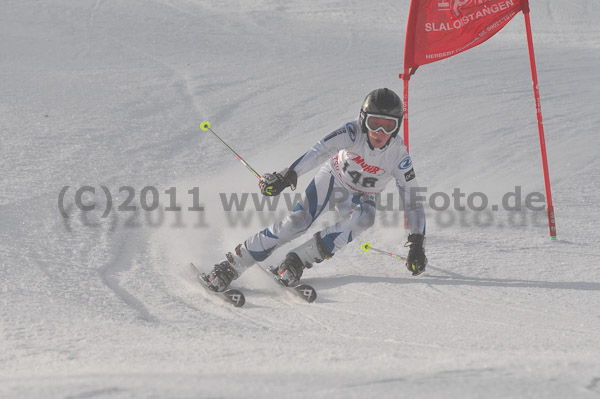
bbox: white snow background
[1,1,599,398]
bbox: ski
[266,265,317,303]
[189,263,245,307]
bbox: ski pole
[361,241,407,262]
[200,121,262,180]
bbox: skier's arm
[288,122,356,178]
[394,157,427,275]
[394,158,426,236]
[397,181,426,236]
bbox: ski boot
[206,261,239,292]
[207,243,257,291]
[272,232,333,286]
[274,252,305,286]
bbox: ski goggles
[365,113,400,135]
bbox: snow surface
[2,1,600,398]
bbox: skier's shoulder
[387,136,410,160]
[388,137,415,175]
[322,119,360,144]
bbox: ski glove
[259,168,297,196]
[405,234,427,276]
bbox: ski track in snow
[2,0,600,398]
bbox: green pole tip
[361,242,371,252]
[200,121,211,131]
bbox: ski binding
[190,263,245,307]
[268,266,317,303]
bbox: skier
[206,88,427,292]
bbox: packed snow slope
[1,1,599,398]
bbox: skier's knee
[356,205,376,229]
[287,209,313,231]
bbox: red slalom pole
[402,70,411,153]
[399,67,417,230]
[400,0,420,153]
[522,2,557,240]
[399,68,418,153]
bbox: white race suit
[245,119,426,262]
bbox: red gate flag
[400,0,557,239]
[404,0,523,69]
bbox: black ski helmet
[359,88,404,138]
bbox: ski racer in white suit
[207,88,427,292]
